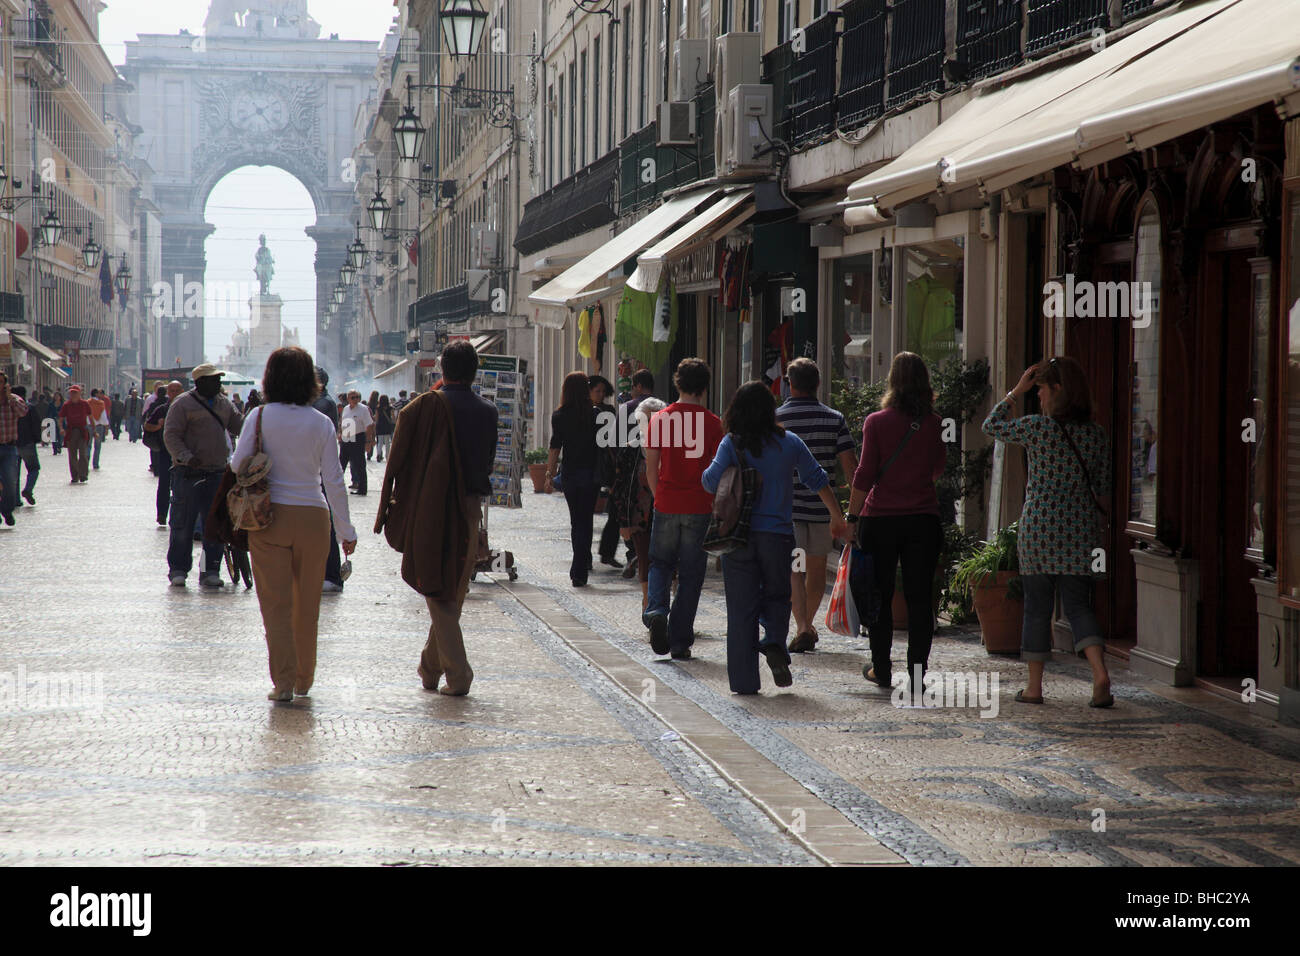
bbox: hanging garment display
[577,307,593,358]
[593,303,607,371]
[615,281,676,373]
[905,271,957,368]
[653,273,674,343]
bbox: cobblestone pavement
[0,441,813,866]
[4,439,1299,866]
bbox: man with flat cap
[163,363,244,588]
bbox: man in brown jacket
[374,383,478,695]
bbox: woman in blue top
[703,382,848,694]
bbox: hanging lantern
[439,0,489,58]
[393,102,426,163]
[366,184,391,233]
[81,224,101,270]
[39,209,62,247]
[114,256,132,296]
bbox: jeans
[126,416,142,442]
[561,469,597,584]
[1021,574,1104,662]
[643,511,712,652]
[722,530,796,694]
[376,433,391,460]
[340,439,366,493]
[0,444,18,518]
[320,478,343,586]
[17,443,39,496]
[168,466,224,579]
[861,513,942,683]
[151,447,172,523]
[598,510,622,562]
[92,425,106,468]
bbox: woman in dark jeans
[545,371,601,587]
[848,352,947,694]
[374,394,395,462]
[982,357,1113,707]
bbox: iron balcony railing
[886,0,946,110]
[1026,0,1109,56]
[618,82,717,213]
[955,0,1025,82]
[15,16,63,71]
[836,0,888,130]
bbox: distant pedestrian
[545,372,601,587]
[375,394,394,462]
[365,390,380,459]
[163,364,244,588]
[642,358,724,658]
[110,392,125,439]
[50,390,63,455]
[59,385,93,482]
[703,381,847,693]
[611,395,665,609]
[87,389,109,469]
[0,372,29,526]
[125,387,143,442]
[381,340,496,696]
[12,386,40,508]
[143,381,182,525]
[614,369,656,581]
[339,390,374,495]
[231,393,244,415]
[312,367,346,593]
[776,358,859,653]
[245,389,262,412]
[589,375,625,570]
[233,347,356,702]
[982,357,1113,708]
[393,390,408,413]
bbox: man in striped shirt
[776,358,858,653]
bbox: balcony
[619,82,717,213]
[837,0,888,129]
[1026,0,1108,56]
[886,0,946,110]
[0,292,24,324]
[955,0,1025,82]
[764,11,842,150]
[15,16,64,75]
[368,331,407,356]
[515,150,618,255]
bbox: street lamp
[366,176,392,233]
[80,223,101,270]
[332,285,345,306]
[393,99,426,163]
[440,0,489,58]
[114,255,132,297]
[346,222,368,269]
[38,208,62,247]
[340,261,357,285]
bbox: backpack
[702,444,762,556]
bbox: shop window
[1130,203,1161,529]
[1280,191,1300,600]
[901,239,963,372]
[1247,257,1272,562]
[831,254,872,388]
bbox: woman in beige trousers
[232,347,358,702]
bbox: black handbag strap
[190,389,233,435]
[875,415,923,484]
[1054,418,1107,516]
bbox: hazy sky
[99,1,398,360]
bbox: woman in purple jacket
[848,352,947,693]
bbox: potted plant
[951,522,1023,654]
[525,448,549,493]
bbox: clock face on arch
[229,90,287,134]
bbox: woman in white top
[232,347,358,702]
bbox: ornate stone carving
[193,72,325,182]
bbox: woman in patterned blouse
[982,357,1114,708]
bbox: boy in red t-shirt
[59,385,94,482]
[641,358,723,659]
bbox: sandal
[862,665,892,688]
[789,630,818,653]
[1015,689,1044,704]
[1089,684,1114,708]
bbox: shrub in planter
[951,523,1023,654]
[525,448,549,493]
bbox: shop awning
[375,357,410,380]
[627,189,755,293]
[11,331,63,364]
[471,331,505,352]
[527,187,722,325]
[42,359,69,380]
[845,0,1252,208]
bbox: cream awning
[11,331,64,364]
[470,331,505,352]
[627,189,755,293]
[846,0,1254,208]
[527,187,721,326]
[42,359,69,380]
[375,357,410,380]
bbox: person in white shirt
[232,347,357,703]
[338,389,375,495]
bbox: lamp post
[439,0,489,58]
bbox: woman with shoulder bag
[375,394,395,462]
[982,357,1113,707]
[545,372,601,587]
[612,396,666,609]
[232,346,357,702]
[849,352,947,694]
[703,382,848,694]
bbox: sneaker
[762,645,793,688]
[322,580,343,593]
[22,491,35,505]
[199,575,225,589]
[339,559,353,582]
[670,647,692,661]
[169,575,186,587]
[350,490,366,496]
[647,614,670,656]
[267,688,293,702]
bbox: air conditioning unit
[466,268,493,302]
[720,84,774,178]
[714,33,763,174]
[420,330,440,351]
[470,223,499,269]
[673,39,710,101]
[656,100,697,146]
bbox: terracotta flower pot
[971,570,1023,654]
[528,463,547,493]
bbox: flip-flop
[1089,685,1115,708]
[1015,689,1044,704]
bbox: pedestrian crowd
[0,345,1111,711]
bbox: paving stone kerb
[486,489,1300,867]
[0,440,813,866]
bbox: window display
[901,239,963,371]
[1130,204,1161,528]
[831,255,872,387]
